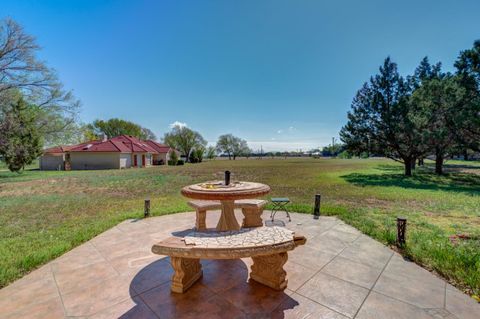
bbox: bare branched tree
[0,18,80,144]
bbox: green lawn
[0,158,479,296]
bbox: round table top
[181,181,271,200]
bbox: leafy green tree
[341,58,423,176]
[232,139,250,160]
[216,134,234,160]
[86,118,156,140]
[205,146,216,160]
[163,125,207,162]
[216,134,250,160]
[79,123,99,142]
[0,95,42,172]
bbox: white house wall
[119,153,132,168]
[70,152,121,170]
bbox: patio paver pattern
[1,211,478,318]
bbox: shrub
[188,148,205,163]
[360,152,370,159]
[338,151,352,159]
[169,150,178,165]
[167,159,184,166]
[189,152,199,163]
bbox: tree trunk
[233,155,236,160]
[463,149,469,161]
[404,158,412,176]
[228,153,231,160]
[418,158,424,166]
[411,159,416,170]
[435,148,444,175]
[435,157,444,175]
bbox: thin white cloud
[288,126,296,131]
[169,121,187,129]
[277,130,283,134]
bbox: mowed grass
[0,158,479,295]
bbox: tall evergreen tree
[340,58,423,176]
[453,40,480,152]
[411,74,464,174]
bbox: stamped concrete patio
[1,211,479,319]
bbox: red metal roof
[145,140,172,153]
[110,135,159,153]
[43,142,92,154]
[70,140,124,152]
[44,135,171,154]
[43,146,68,154]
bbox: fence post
[313,194,321,219]
[144,199,151,218]
[396,217,407,247]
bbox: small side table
[270,198,291,222]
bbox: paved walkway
[1,211,478,319]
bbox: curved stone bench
[187,199,268,230]
[152,226,306,293]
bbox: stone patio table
[181,181,270,231]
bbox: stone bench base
[251,252,288,290]
[170,257,203,293]
[188,199,268,231]
[169,252,289,293]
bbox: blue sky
[2,0,480,151]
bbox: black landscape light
[225,170,231,186]
[144,198,151,217]
[397,216,407,247]
[313,194,321,219]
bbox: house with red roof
[40,135,178,170]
